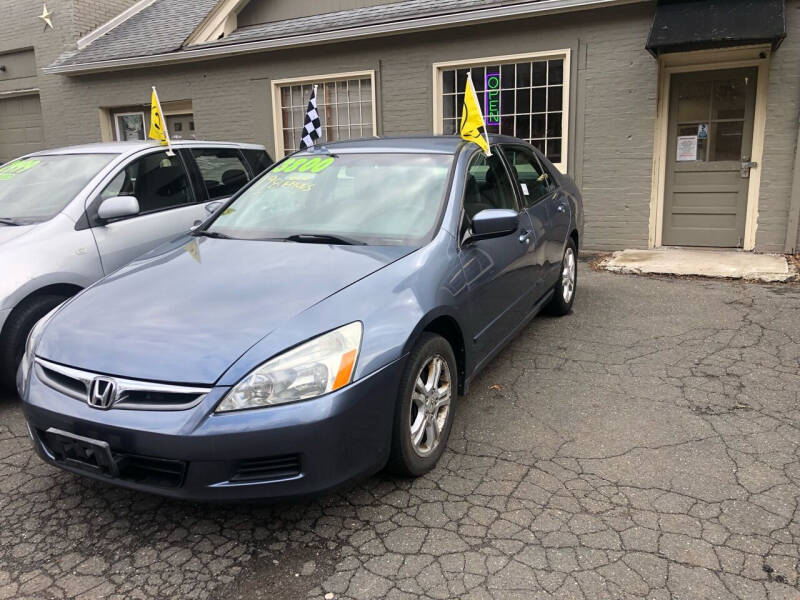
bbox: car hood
[0,223,36,245]
[38,236,413,384]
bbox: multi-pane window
[440,58,566,165]
[277,76,375,156]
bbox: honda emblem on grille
[88,377,118,410]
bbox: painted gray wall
[238,0,401,26]
[762,0,800,253]
[15,0,800,252]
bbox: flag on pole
[459,72,491,156]
[299,85,322,150]
[149,87,174,155]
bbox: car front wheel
[546,239,578,316]
[0,294,66,393]
[387,333,457,477]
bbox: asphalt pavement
[1,268,799,600]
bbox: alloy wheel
[562,247,576,303]
[409,355,452,457]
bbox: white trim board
[432,49,571,174]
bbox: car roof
[302,135,532,155]
[29,140,267,157]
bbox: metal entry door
[662,68,757,247]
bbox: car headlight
[17,304,62,397]
[216,322,363,412]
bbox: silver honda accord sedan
[0,140,271,390]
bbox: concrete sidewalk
[601,247,794,282]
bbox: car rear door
[500,144,553,301]
[537,154,572,284]
[183,147,255,204]
[88,150,201,274]
[459,148,536,362]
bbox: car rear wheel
[0,295,65,393]
[546,239,578,316]
[387,333,457,477]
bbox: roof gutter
[45,0,645,75]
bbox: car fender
[0,215,102,312]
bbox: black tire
[546,239,578,316]
[387,333,457,477]
[0,295,65,393]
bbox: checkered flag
[299,85,322,150]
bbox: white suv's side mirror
[98,196,140,221]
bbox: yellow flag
[149,87,168,146]
[459,72,491,156]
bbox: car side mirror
[467,209,519,242]
[97,196,140,221]
[205,200,224,215]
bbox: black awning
[646,0,786,57]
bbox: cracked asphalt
[2,268,800,600]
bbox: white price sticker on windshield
[521,183,530,196]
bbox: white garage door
[0,94,44,163]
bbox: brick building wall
[6,0,800,251]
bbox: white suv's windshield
[207,152,454,246]
[0,154,117,224]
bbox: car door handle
[519,230,532,244]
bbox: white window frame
[270,70,378,157]
[432,49,571,173]
[113,111,146,141]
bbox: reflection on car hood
[37,236,413,384]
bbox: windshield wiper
[285,233,365,246]
[193,230,233,240]
[0,217,21,226]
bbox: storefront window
[439,56,567,166]
[276,74,375,156]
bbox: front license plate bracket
[44,428,118,477]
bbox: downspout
[785,102,800,254]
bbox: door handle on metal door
[519,230,532,244]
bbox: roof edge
[47,0,645,75]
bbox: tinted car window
[100,151,191,213]
[463,151,518,219]
[192,148,250,200]
[503,146,551,207]
[242,149,273,176]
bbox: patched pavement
[2,268,800,600]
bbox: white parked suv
[0,140,272,390]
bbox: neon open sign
[485,72,500,126]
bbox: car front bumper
[22,357,405,501]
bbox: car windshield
[207,152,454,245]
[0,154,117,223]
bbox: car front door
[459,149,535,362]
[89,150,201,274]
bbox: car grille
[35,358,212,411]
[230,455,302,483]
